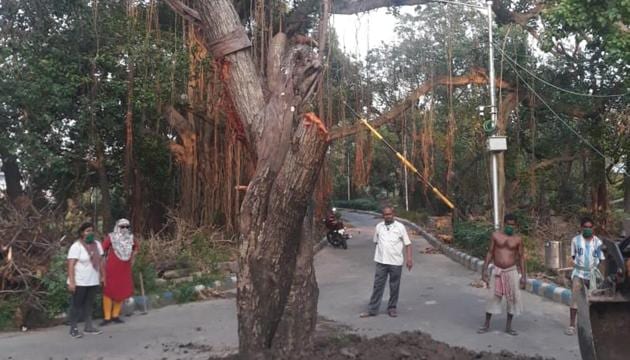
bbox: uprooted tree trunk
[167,1,328,358]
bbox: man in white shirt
[360,206,413,318]
[565,216,605,336]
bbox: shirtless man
[478,213,526,336]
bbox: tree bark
[496,91,519,218]
[271,204,319,357]
[590,155,608,226]
[167,1,328,358]
[94,138,113,231]
[0,149,23,204]
[625,155,630,214]
[123,62,141,231]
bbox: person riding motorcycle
[324,208,349,249]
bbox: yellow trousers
[102,295,122,320]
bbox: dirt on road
[210,330,553,360]
[306,331,552,360]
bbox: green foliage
[40,250,72,319]
[396,210,430,226]
[0,298,19,331]
[174,284,197,304]
[521,235,546,274]
[452,220,493,259]
[132,247,160,295]
[333,198,380,211]
[544,0,630,62]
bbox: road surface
[0,210,579,360]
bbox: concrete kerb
[339,208,573,307]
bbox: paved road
[0,210,580,360]
[317,211,580,360]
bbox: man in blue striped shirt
[565,217,605,336]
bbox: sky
[331,7,412,60]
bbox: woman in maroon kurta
[101,219,136,325]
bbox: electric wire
[496,47,629,98]
[494,45,628,176]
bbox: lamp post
[485,0,502,230]
[434,0,503,229]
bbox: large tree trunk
[167,1,328,358]
[624,155,630,214]
[0,149,23,204]
[590,155,608,229]
[271,204,319,357]
[497,91,519,218]
[94,139,113,232]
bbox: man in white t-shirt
[565,216,605,336]
[360,206,413,318]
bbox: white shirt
[67,240,104,286]
[571,234,605,280]
[373,221,411,266]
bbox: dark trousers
[69,285,99,330]
[368,262,402,314]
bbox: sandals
[565,326,576,336]
[387,309,398,318]
[477,326,490,334]
[505,328,518,336]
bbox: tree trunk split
[168,1,329,358]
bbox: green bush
[190,233,232,272]
[174,284,196,304]
[396,210,429,225]
[0,298,19,330]
[333,198,380,211]
[132,249,160,294]
[527,256,546,274]
[452,220,493,259]
[41,250,71,319]
[522,235,546,274]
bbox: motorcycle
[323,208,350,249]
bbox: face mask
[582,228,593,238]
[85,233,95,243]
[504,225,514,236]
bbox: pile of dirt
[211,331,553,360]
[307,331,551,360]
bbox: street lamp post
[433,0,503,229]
[485,0,502,230]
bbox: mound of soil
[211,331,553,360]
[307,331,551,360]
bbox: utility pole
[486,0,503,230]
[403,119,409,211]
[432,0,504,229]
